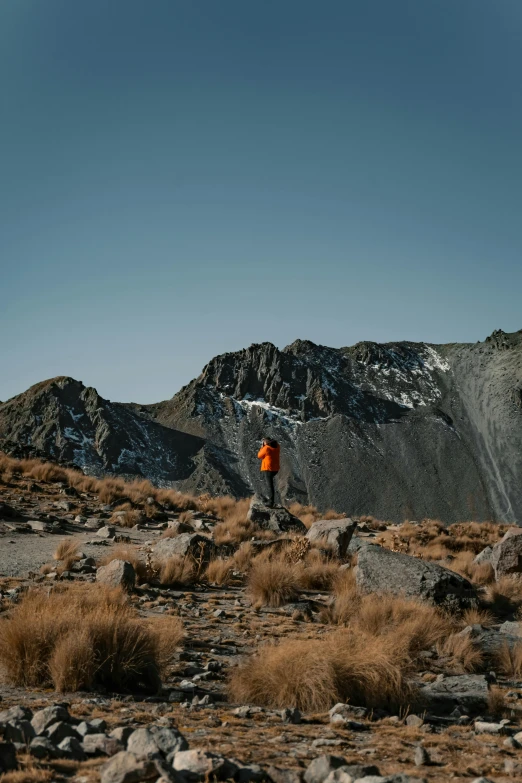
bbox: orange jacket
[257,443,280,472]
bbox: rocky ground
[2,461,522,783]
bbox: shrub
[436,633,484,672]
[213,517,256,545]
[205,558,235,586]
[0,584,183,692]
[247,558,300,608]
[229,630,415,712]
[495,640,522,678]
[233,542,255,572]
[53,539,81,571]
[158,555,196,587]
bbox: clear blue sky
[1,0,521,404]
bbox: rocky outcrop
[420,674,490,716]
[2,329,522,522]
[356,545,478,611]
[247,499,307,534]
[306,519,357,558]
[490,528,522,578]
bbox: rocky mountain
[1,329,521,523]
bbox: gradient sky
[1,0,521,404]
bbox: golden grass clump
[0,584,183,692]
[233,542,255,572]
[247,557,300,608]
[213,517,256,545]
[436,632,484,673]
[229,630,415,712]
[205,557,235,586]
[53,538,81,571]
[495,641,522,679]
[158,555,196,587]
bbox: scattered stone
[154,533,214,562]
[0,742,17,773]
[46,721,79,744]
[96,559,136,590]
[83,733,123,756]
[100,751,157,783]
[85,517,104,529]
[247,499,307,534]
[356,545,478,611]
[421,674,490,715]
[413,746,431,766]
[281,708,302,724]
[491,528,522,578]
[58,735,87,760]
[324,765,380,783]
[306,518,357,558]
[109,726,134,747]
[29,736,59,759]
[4,719,35,743]
[172,749,238,781]
[405,715,424,728]
[31,705,70,735]
[97,525,116,538]
[127,726,188,759]
[474,720,509,734]
[304,755,347,783]
[266,767,303,783]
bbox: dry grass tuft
[0,768,54,783]
[213,517,256,546]
[488,685,508,718]
[460,607,495,628]
[205,557,235,586]
[495,641,522,679]
[247,558,300,608]
[229,630,415,712]
[233,542,255,572]
[158,555,196,587]
[436,633,484,672]
[0,584,183,692]
[53,538,80,563]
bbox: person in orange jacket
[257,437,280,507]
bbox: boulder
[491,528,522,578]
[356,545,478,611]
[100,751,157,783]
[456,623,522,663]
[29,736,59,759]
[153,533,213,562]
[97,525,116,538]
[0,742,17,773]
[82,733,123,756]
[3,719,35,743]
[306,519,357,558]
[324,766,380,783]
[304,755,347,783]
[247,499,306,534]
[474,546,493,565]
[45,721,78,744]
[172,749,238,781]
[31,705,70,735]
[420,674,490,715]
[96,560,136,591]
[126,726,188,759]
[58,736,87,761]
[0,706,32,726]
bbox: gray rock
[58,735,87,761]
[46,721,79,744]
[90,717,108,732]
[491,528,522,578]
[0,705,32,725]
[470,779,496,783]
[29,736,59,759]
[474,546,493,565]
[0,742,17,773]
[96,559,136,590]
[172,749,238,781]
[27,519,55,532]
[97,525,116,538]
[405,714,424,728]
[457,623,521,662]
[235,763,270,782]
[266,767,303,783]
[499,620,522,636]
[356,545,478,611]
[127,726,188,759]
[304,755,347,783]
[474,720,509,734]
[281,708,302,724]
[100,751,157,783]
[85,517,104,529]
[421,674,489,715]
[4,719,35,743]
[154,533,213,562]
[167,520,194,535]
[83,733,123,756]
[109,726,134,747]
[247,499,307,534]
[76,720,99,736]
[413,746,430,766]
[306,519,357,558]
[31,705,70,735]
[324,766,380,783]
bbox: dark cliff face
[0,377,202,483]
[1,330,521,523]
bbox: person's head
[263,437,278,448]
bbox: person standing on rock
[257,438,280,508]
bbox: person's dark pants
[264,470,279,507]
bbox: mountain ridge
[1,329,521,523]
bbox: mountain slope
[1,330,521,523]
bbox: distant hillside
[1,329,521,523]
